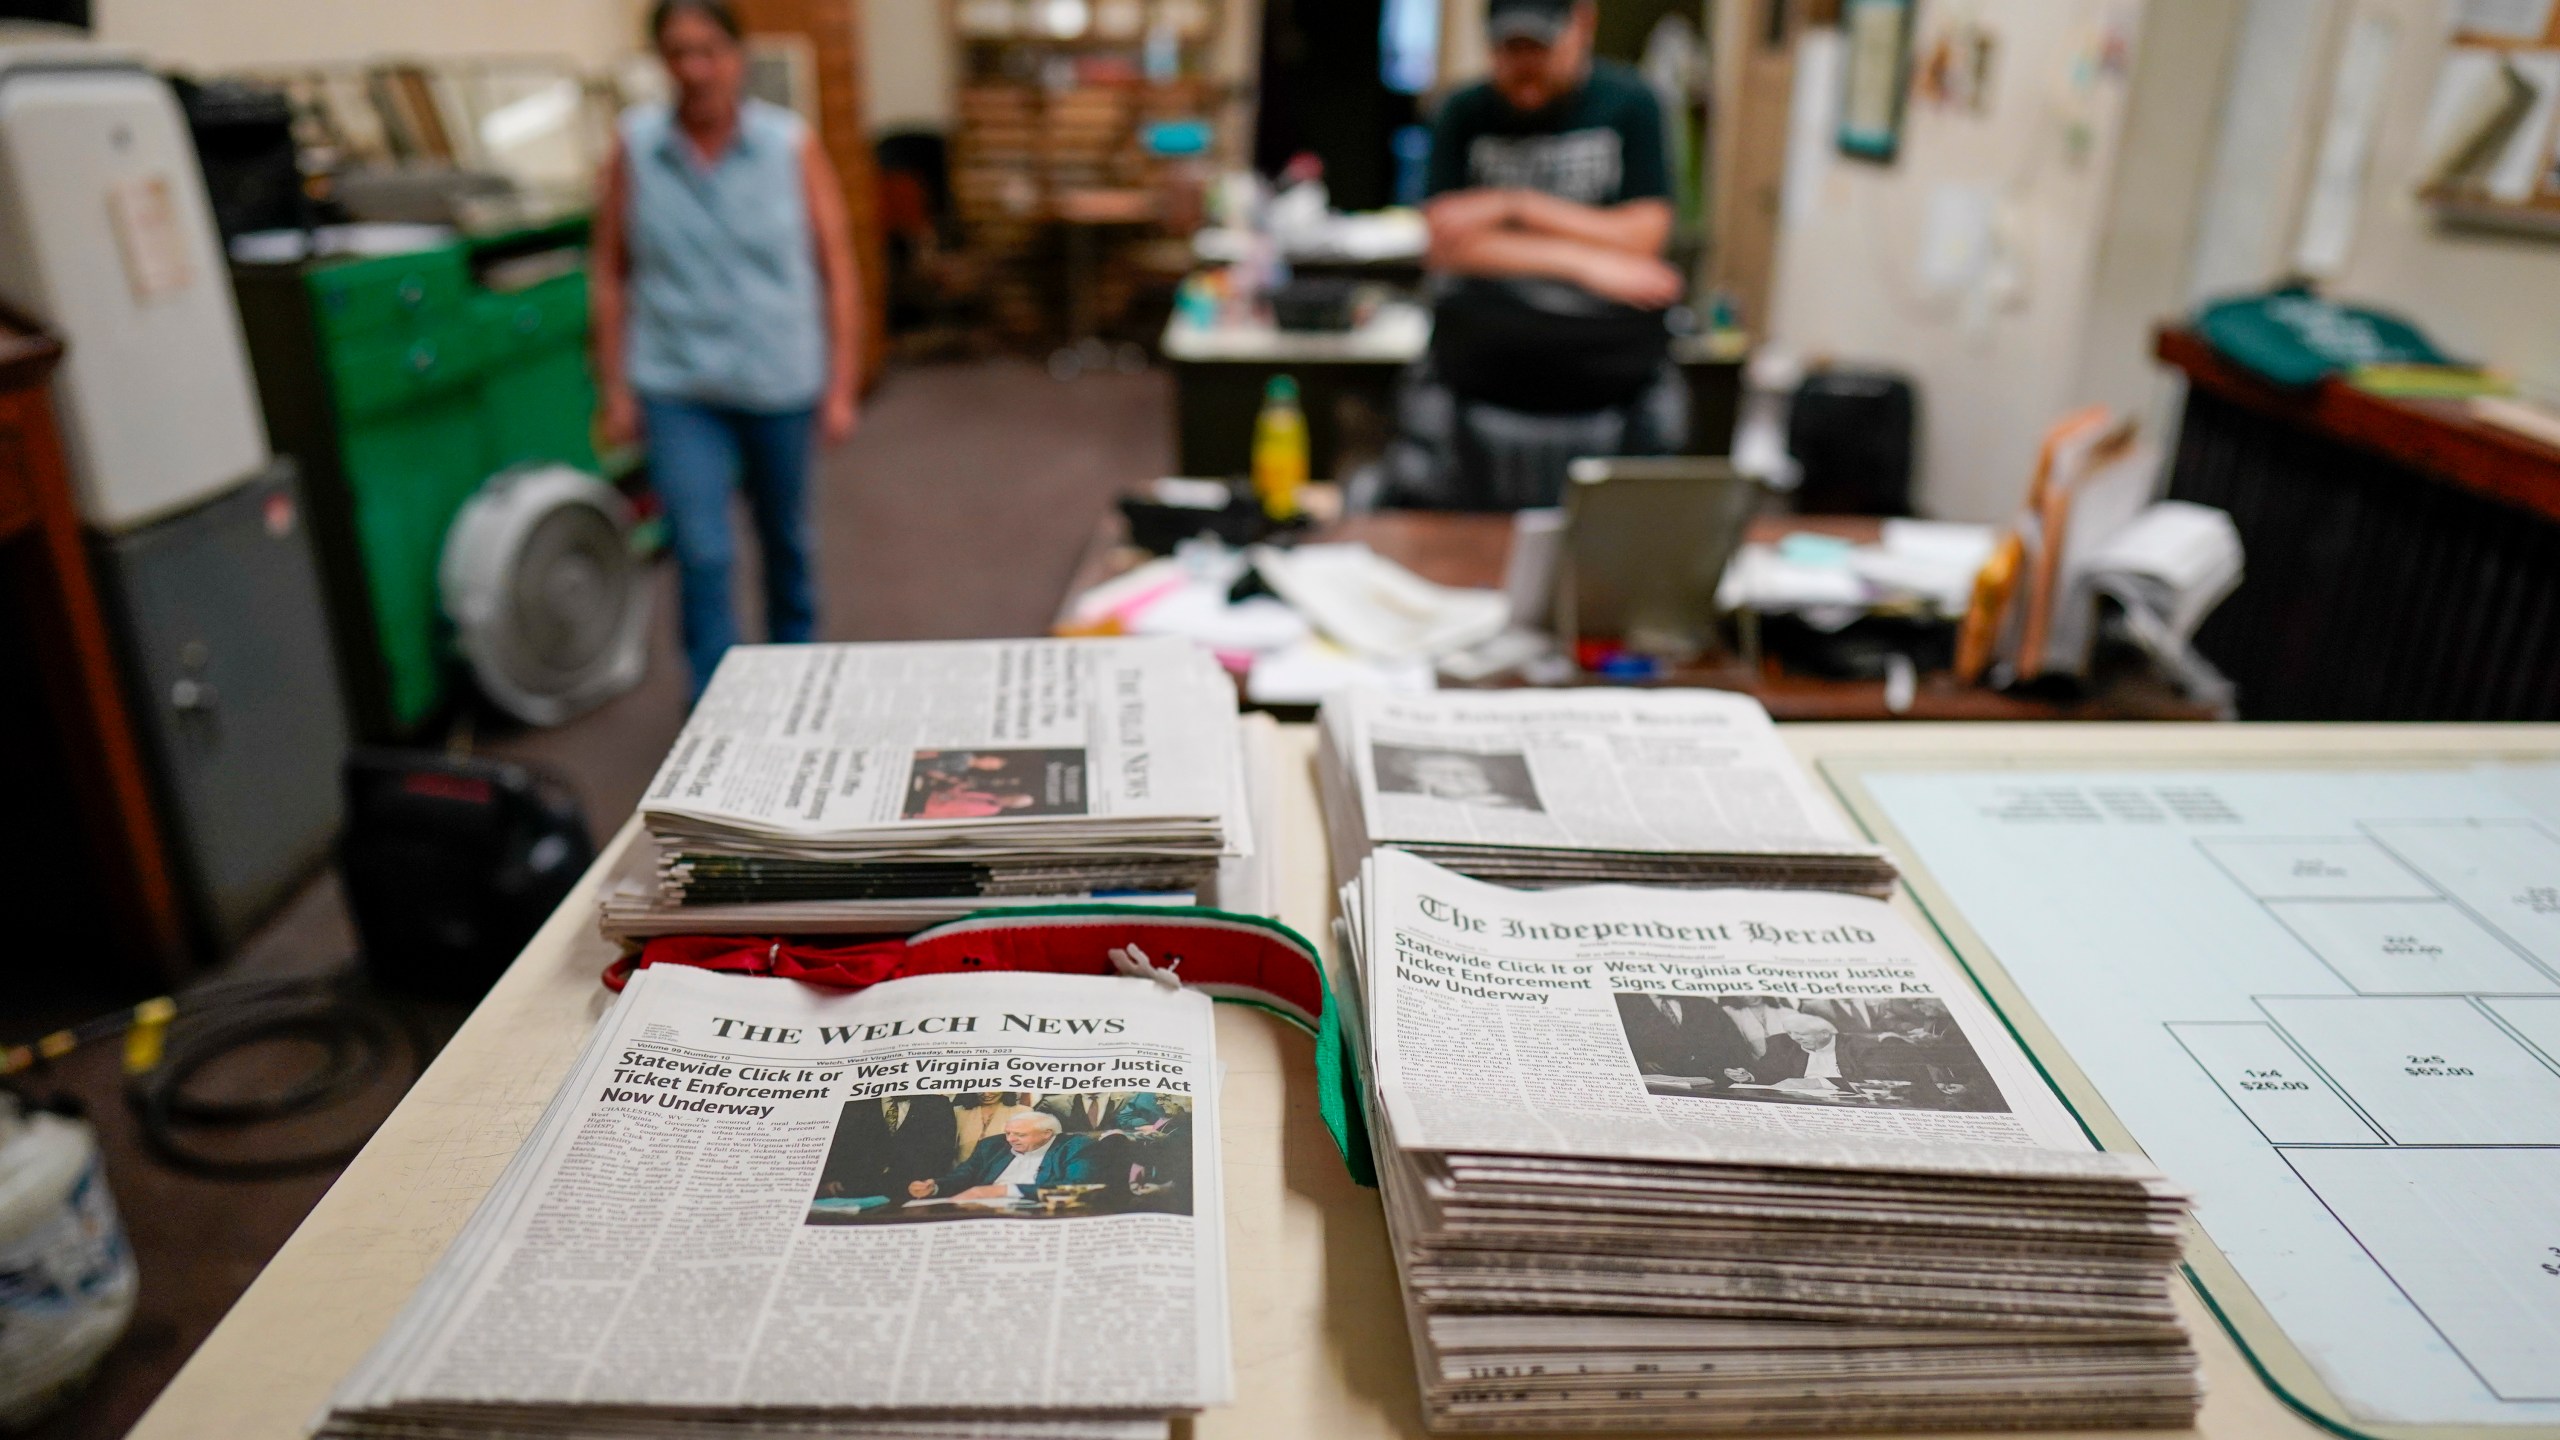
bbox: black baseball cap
[1487,0,1574,46]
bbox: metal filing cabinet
[89,463,346,949]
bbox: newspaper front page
[643,640,1239,839]
[1342,689,1879,858]
[1353,850,2134,1177]
[1338,852,2199,1432]
[323,966,1231,1431]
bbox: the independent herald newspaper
[1346,848,2133,1172]
[315,966,1231,1435]
[641,639,1243,843]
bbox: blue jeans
[641,395,819,695]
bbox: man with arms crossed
[1425,0,1683,423]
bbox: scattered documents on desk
[1244,635,1432,707]
[1337,851,2201,1433]
[1063,547,1313,660]
[1058,539,1499,702]
[1316,688,1897,895]
[1717,520,1997,623]
[2083,502,2243,644]
[2083,502,2244,707]
[312,964,1228,1440]
[1969,408,2243,692]
[1250,543,1510,663]
[601,639,1259,938]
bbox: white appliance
[0,31,267,531]
[0,30,345,957]
[441,463,652,726]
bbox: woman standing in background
[592,0,862,697]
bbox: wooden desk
[2154,326,2560,720]
[0,318,187,979]
[128,719,2504,1440]
[1057,505,2214,722]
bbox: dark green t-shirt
[1425,59,1669,207]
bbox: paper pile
[1717,521,1998,620]
[1337,851,2202,1433]
[2085,501,2244,648]
[1055,540,1485,708]
[1316,688,1898,895]
[601,638,1266,939]
[1250,543,1510,664]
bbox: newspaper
[315,966,1231,1440]
[644,640,1243,845]
[1337,851,2197,1432]
[1318,689,1896,895]
[606,640,1253,940]
[1352,849,2121,1175]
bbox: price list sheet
[1833,758,2560,1439]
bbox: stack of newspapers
[314,963,1230,1440]
[602,638,1267,938]
[1316,689,1897,895]
[1339,850,2200,1433]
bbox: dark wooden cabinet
[0,320,189,982]
[2156,327,2560,722]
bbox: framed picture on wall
[1838,0,1915,162]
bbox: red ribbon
[605,934,913,991]
[601,907,1329,1032]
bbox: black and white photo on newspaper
[1317,688,1897,895]
[1347,847,2078,1163]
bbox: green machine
[235,218,620,739]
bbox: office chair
[1348,352,1690,512]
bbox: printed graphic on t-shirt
[1467,128,1624,205]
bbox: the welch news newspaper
[314,966,1231,1438]
[644,639,1242,841]
[604,638,1253,940]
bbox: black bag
[1787,369,1916,516]
[340,751,594,1002]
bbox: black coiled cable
[5,972,419,1180]
[123,973,418,1179]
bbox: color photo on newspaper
[903,747,1090,820]
[807,1088,1195,1223]
[1614,991,2006,1112]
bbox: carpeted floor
[10,358,1169,1440]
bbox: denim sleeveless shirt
[619,99,826,412]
